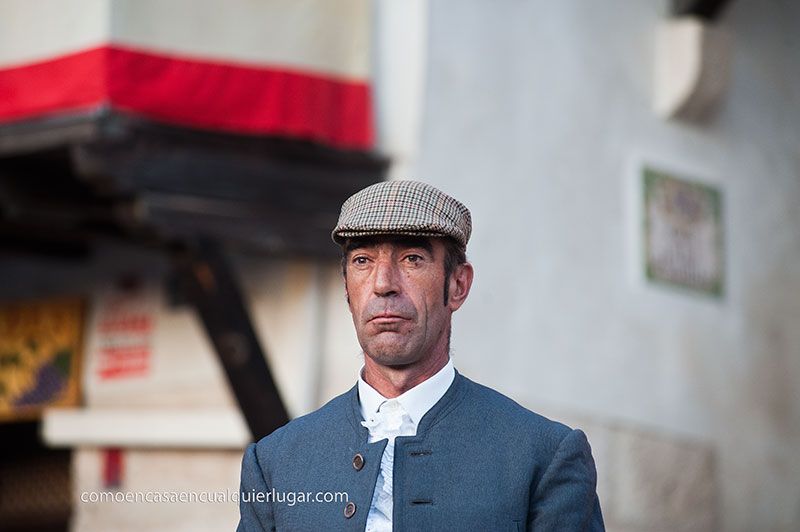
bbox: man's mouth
[369,314,408,325]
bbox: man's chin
[363,347,419,368]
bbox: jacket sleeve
[236,443,275,532]
[529,429,605,531]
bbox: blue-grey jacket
[237,371,604,531]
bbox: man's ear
[447,262,473,312]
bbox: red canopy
[0,0,374,150]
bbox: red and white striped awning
[0,0,374,150]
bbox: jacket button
[352,453,364,471]
[343,501,357,519]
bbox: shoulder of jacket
[459,374,573,442]
[253,386,355,453]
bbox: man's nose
[373,258,400,296]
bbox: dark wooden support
[0,109,389,440]
[172,239,290,440]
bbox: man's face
[344,236,465,368]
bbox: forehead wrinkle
[345,235,435,257]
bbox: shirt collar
[358,358,456,425]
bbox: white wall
[393,0,800,530]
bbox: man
[237,180,604,531]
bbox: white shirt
[357,359,456,532]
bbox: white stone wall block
[654,17,732,120]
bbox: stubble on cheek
[355,311,416,364]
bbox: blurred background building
[0,1,798,531]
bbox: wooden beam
[172,239,290,440]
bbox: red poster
[93,281,155,380]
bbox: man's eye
[352,256,369,265]
[404,254,423,264]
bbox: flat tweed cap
[332,180,472,248]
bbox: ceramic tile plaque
[0,297,84,421]
[643,167,724,297]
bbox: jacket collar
[347,368,467,441]
[357,358,455,425]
